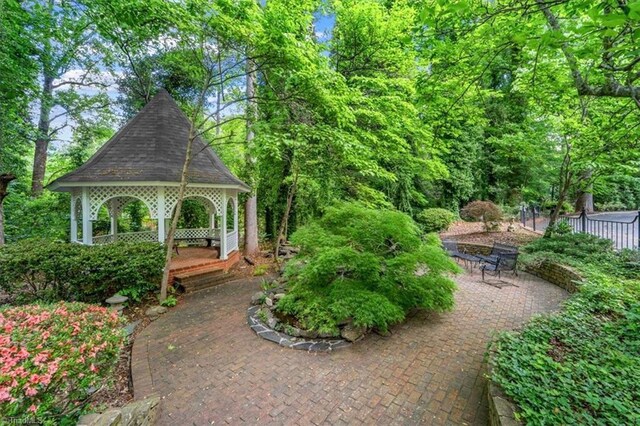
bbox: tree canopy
[1,0,640,243]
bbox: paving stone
[132,271,569,425]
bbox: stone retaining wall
[522,260,581,294]
[77,395,160,426]
[453,241,583,426]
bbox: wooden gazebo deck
[169,247,241,291]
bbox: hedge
[0,240,165,304]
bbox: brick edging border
[454,242,583,426]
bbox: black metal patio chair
[481,252,519,281]
[476,242,518,265]
[442,240,482,268]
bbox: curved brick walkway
[132,270,568,425]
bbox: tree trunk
[0,173,17,246]
[244,196,258,254]
[574,169,594,213]
[243,58,259,255]
[159,125,197,302]
[274,173,297,260]
[31,74,54,197]
[547,141,573,231]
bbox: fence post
[532,205,537,232]
[637,211,640,250]
[520,206,526,227]
[581,208,587,233]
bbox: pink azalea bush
[0,302,124,422]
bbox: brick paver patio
[132,269,569,425]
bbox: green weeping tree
[277,202,460,335]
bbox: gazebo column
[157,187,166,243]
[233,197,238,250]
[109,199,118,238]
[81,187,93,245]
[209,210,216,233]
[70,198,78,243]
[220,191,228,260]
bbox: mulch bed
[440,221,542,247]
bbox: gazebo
[49,90,250,261]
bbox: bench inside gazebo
[48,90,249,288]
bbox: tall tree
[0,0,37,243]
[25,0,111,196]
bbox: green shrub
[543,220,573,237]
[0,302,124,423]
[460,200,502,231]
[253,264,270,276]
[541,200,573,215]
[415,208,456,233]
[276,203,460,335]
[594,201,627,212]
[160,295,177,307]
[523,232,614,262]
[0,240,165,304]
[490,277,640,425]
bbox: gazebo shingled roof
[49,89,249,191]
[48,90,246,260]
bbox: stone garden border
[455,241,583,426]
[247,305,351,352]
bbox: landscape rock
[264,297,273,307]
[299,329,319,339]
[341,323,367,342]
[250,291,265,305]
[77,395,159,426]
[145,306,167,320]
[273,293,286,301]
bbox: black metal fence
[560,210,640,250]
[520,205,543,232]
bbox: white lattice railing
[92,234,115,244]
[92,231,158,245]
[226,230,238,254]
[174,228,218,239]
[174,228,220,246]
[91,228,224,246]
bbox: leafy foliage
[492,233,640,424]
[276,203,459,335]
[0,241,164,304]
[524,232,614,262]
[491,276,640,425]
[416,208,456,233]
[0,302,124,423]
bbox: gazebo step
[174,268,234,293]
[171,262,223,276]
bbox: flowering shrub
[0,303,124,423]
